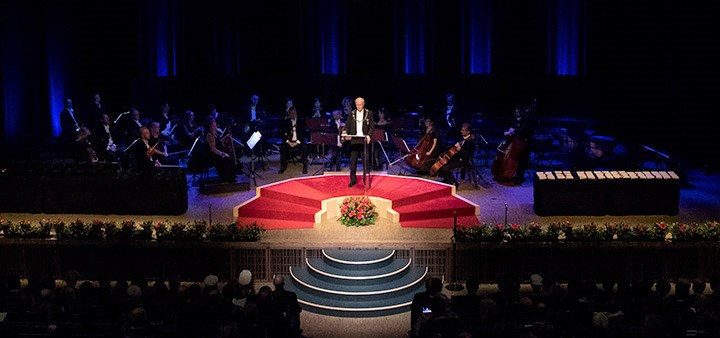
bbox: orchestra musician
[279,106,308,174]
[372,107,391,170]
[442,93,463,143]
[326,109,346,171]
[59,98,81,151]
[133,126,161,173]
[156,102,179,146]
[342,97,374,187]
[94,113,118,162]
[435,123,477,188]
[204,117,236,182]
[418,116,440,173]
[123,107,144,145]
[148,122,169,164]
[492,104,537,184]
[311,97,323,118]
[72,126,99,164]
[177,110,203,150]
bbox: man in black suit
[437,123,478,188]
[59,98,81,150]
[279,106,308,174]
[342,97,374,187]
[271,275,303,338]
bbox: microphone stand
[113,111,130,124]
[446,210,464,291]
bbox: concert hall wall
[1,1,717,168]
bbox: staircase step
[394,196,477,221]
[287,271,427,313]
[235,198,317,221]
[322,248,395,264]
[261,181,328,208]
[291,265,427,295]
[303,259,417,286]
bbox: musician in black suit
[94,113,118,162]
[442,93,463,143]
[279,106,308,174]
[437,123,477,188]
[238,93,266,124]
[133,126,161,174]
[327,109,346,171]
[503,104,537,183]
[59,98,81,150]
[342,97,374,187]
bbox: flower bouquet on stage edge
[339,196,378,227]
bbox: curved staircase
[286,248,428,317]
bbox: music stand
[310,132,340,175]
[389,133,411,166]
[246,131,264,185]
[370,129,390,170]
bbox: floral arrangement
[338,196,378,227]
[0,218,265,242]
[456,221,720,243]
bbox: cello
[405,132,434,170]
[491,135,526,181]
[429,145,459,175]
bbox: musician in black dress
[177,110,203,150]
[437,123,477,188]
[204,117,236,182]
[342,97,374,187]
[372,107,391,170]
[279,106,308,174]
[417,117,440,173]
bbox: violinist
[133,126,161,173]
[148,122,169,164]
[204,117,236,182]
[436,123,477,188]
[73,126,99,164]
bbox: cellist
[406,116,440,173]
[437,123,477,188]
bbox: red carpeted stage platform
[233,173,480,230]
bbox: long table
[533,170,680,216]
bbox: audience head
[238,269,253,287]
[273,275,285,289]
[465,277,480,295]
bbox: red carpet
[233,173,480,229]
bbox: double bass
[491,135,526,181]
[405,132,434,170]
